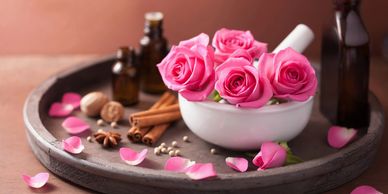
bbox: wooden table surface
[0,55,387,194]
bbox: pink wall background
[1,0,387,57]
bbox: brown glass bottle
[320,0,370,129]
[139,12,168,94]
[112,47,139,106]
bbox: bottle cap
[145,12,164,22]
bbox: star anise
[93,129,122,148]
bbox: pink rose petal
[61,116,90,134]
[119,148,148,166]
[253,142,287,170]
[164,157,196,172]
[62,136,84,154]
[185,163,217,180]
[328,126,357,149]
[225,157,248,172]
[21,172,49,188]
[48,102,74,117]
[62,92,82,109]
[351,185,382,194]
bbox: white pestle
[272,24,314,53]
[254,24,314,68]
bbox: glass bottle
[112,47,139,106]
[320,0,370,129]
[139,12,168,94]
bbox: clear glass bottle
[139,12,168,94]
[320,0,370,129]
[112,47,139,106]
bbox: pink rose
[215,58,272,108]
[157,33,215,101]
[258,47,317,101]
[212,28,267,65]
[228,49,254,64]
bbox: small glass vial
[139,12,168,94]
[112,47,139,106]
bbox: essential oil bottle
[112,47,139,106]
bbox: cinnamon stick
[130,104,179,122]
[142,124,169,146]
[127,92,169,142]
[127,91,177,142]
[127,126,139,142]
[150,92,173,109]
[132,110,181,128]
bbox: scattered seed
[160,142,166,147]
[210,148,217,155]
[110,122,118,128]
[167,147,173,152]
[171,141,178,147]
[87,136,93,142]
[168,150,175,156]
[183,136,189,142]
[154,148,161,155]
[174,149,180,156]
[97,128,104,133]
[97,119,105,126]
[161,147,167,153]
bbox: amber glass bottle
[112,47,139,106]
[320,0,370,129]
[139,12,168,94]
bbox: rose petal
[225,157,248,172]
[21,172,49,188]
[179,33,209,48]
[48,102,74,117]
[328,126,357,149]
[185,163,217,180]
[119,148,148,166]
[164,157,196,172]
[61,116,90,134]
[62,92,82,109]
[351,185,382,194]
[62,136,84,154]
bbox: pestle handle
[272,24,314,53]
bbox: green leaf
[286,154,304,165]
[279,142,304,165]
[212,91,222,102]
[279,141,291,152]
[267,98,280,105]
[244,152,257,158]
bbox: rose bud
[253,142,287,170]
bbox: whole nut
[80,92,109,117]
[100,101,124,122]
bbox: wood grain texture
[22,56,384,194]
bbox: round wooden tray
[24,56,384,194]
